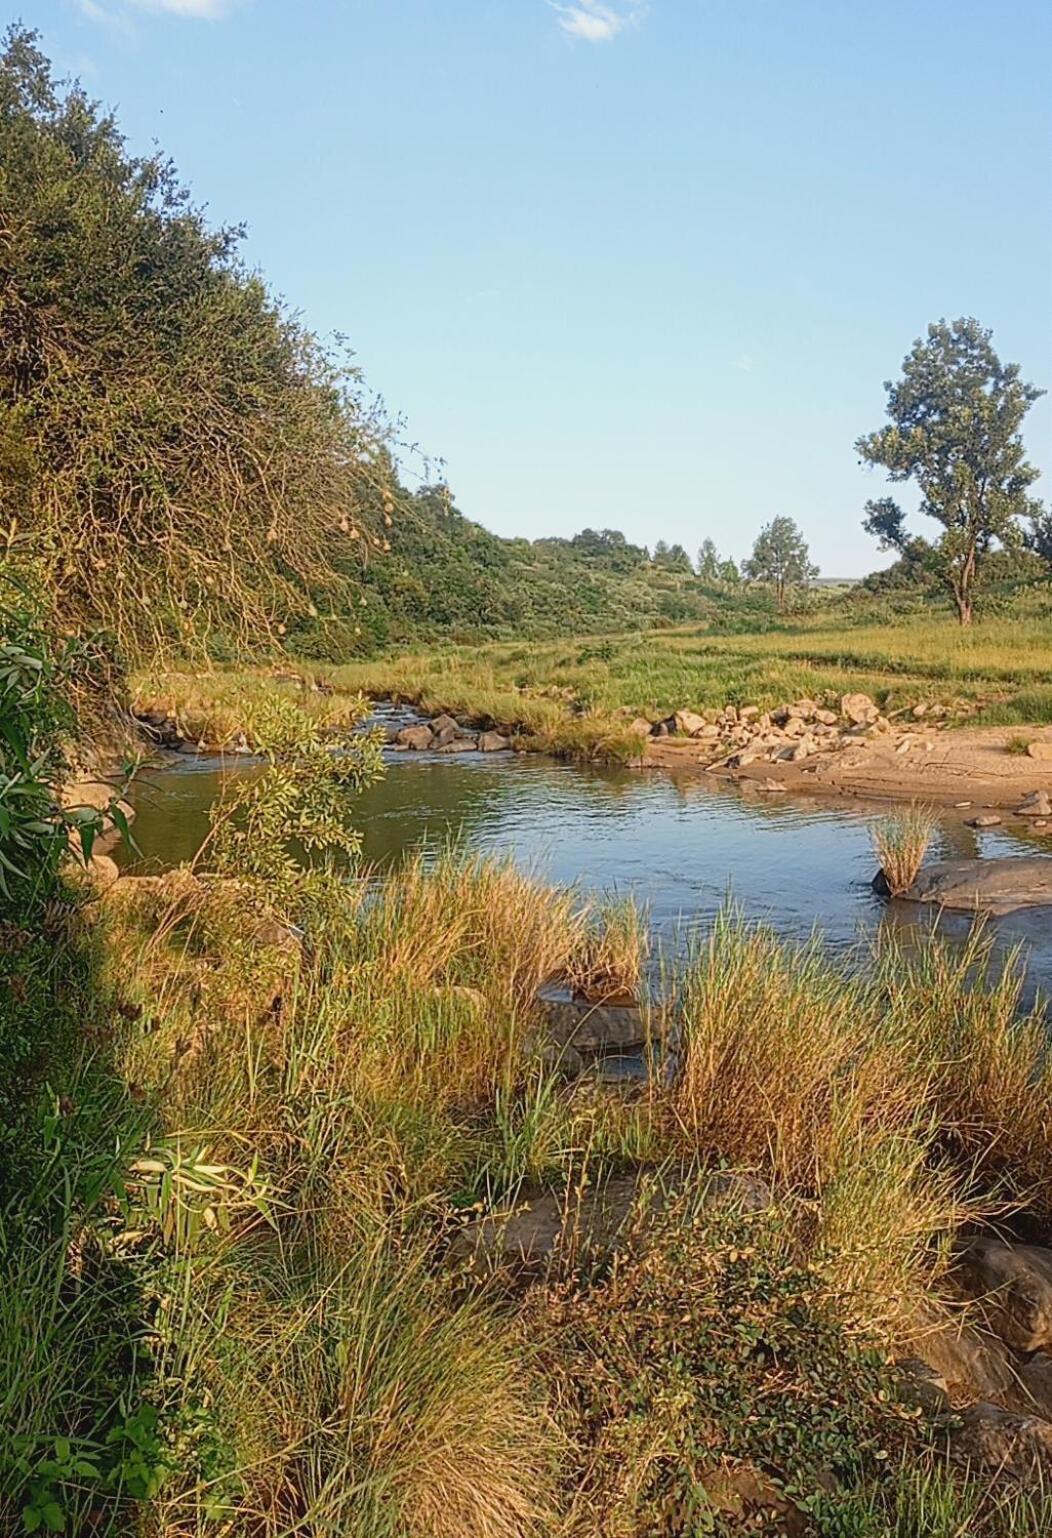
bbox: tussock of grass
[564,897,648,1001]
[873,804,936,894]
[133,665,369,748]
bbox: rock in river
[539,997,652,1053]
[478,730,512,752]
[395,723,433,750]
[901,857,1052,915]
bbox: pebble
[968,814,1002,829]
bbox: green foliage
[312,482,762,650]
[743,515,819,608]
[203,690,384,893]
[0,27,391,661]
[858,318,1045,625]
[0,580,130,906]
[540,1196,930,1534]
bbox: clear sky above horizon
[31,0,1052,575]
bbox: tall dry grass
[872,805,936,894]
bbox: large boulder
[902,858,1052,915]
[478,731,512,752]
[1026,742,1052,762]
[430,713,459,736]
[674,710,708,738]
[954,1237,1052,1352]
[904,1299,1019,1405]
[539,998,651,1053]
[395,724,433,750]
[1018,790,1052,817]
[840,692,878,726]
[437,737,478,754]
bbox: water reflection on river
[123,745,1052,1000]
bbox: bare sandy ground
[645,724,1052,814]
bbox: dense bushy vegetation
[0,27,390,660]
[293,486,772,657]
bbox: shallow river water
[122,733,1052,1000]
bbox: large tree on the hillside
[857,318,1044,626]
[743,517,817,608]
[0,27,391,657]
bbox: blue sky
[32,0,1052,574]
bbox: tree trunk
[955,591,973,626]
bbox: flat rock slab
[539,998,651,1053]
[447,1169,772,1271]
[954,1237,1052,1353]
[903,858,1052,915]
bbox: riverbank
[41,833,1052,1532]
[133,637,1052,819]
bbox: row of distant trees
[577,522,820,610]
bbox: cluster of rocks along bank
[388,712,513,754]
[634,692,952,770]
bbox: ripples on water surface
[124,742,1052,1000]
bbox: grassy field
[133,590,1052,763]
[319,589,1052,746]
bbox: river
[121,727,1052,1000]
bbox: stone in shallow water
[903,857,1052,915]
[967,814,1002,828]
[539,998,651,1053]
[478,730,512,752]
[395,723,433,750]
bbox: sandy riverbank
[646,723,1052,815]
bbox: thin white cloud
[130,0,238,15]
[78,0,241,23]
[549,0,646,43]
[735,353,755,373]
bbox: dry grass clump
[356,850,588,1012]
[564,897,648,1001]
[133,667,369,749]
[872,804,936,895]
[671,915,971,1329]
[876,927,1052,1215]
[160,1224,559,1538]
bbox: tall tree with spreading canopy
[857,319,1044,626]
[743,517,817,608]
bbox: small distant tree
[857,318,1045,626]
[651,541,692,573]
[718,557,740,586]
[743,517,817,608]
[697,539,720,580]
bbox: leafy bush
[0,27,392,661]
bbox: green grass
[313,587,1052,755]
